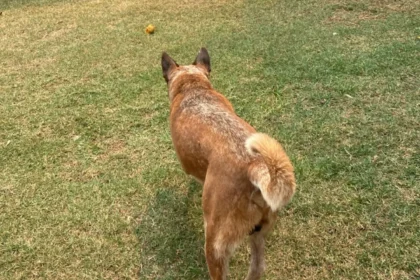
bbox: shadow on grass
[137,180,207,279]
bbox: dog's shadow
[137,180,207,279]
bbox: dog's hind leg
[204,222,231,280]
[244,230,266,280]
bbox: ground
[0,0,419,279]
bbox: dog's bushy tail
[246,133,296,211]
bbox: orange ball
[145,24,155,34]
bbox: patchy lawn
[0,0,419,279]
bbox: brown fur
[161,48,296,280]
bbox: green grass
[1,0,419,279]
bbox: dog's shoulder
[178,89,255,159]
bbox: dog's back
[166,60,256,182]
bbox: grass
[0,0,419,279]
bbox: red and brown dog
[161,48,296,280]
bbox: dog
[161,48,296,280]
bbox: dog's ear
[193,47,211,73]
[161,52,179,83]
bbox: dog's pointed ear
[161,52,178,83]
[193,47,211,73]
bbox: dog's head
[161,48,211,85]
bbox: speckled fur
[162,48,296,280]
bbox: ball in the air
[145,24,155,34]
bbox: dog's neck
[168,74,212,102]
